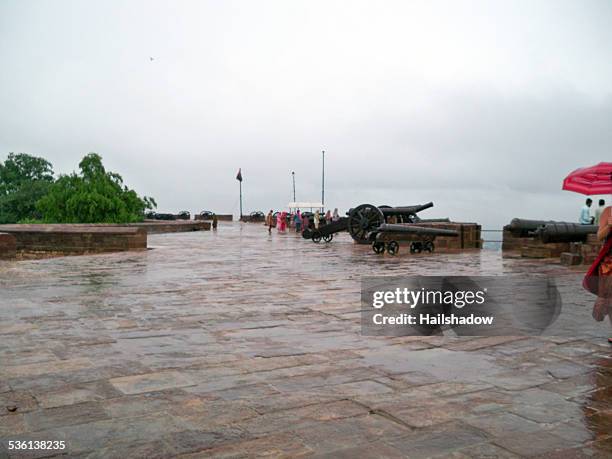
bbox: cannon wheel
[348,204,384,244]
[312,231,322,243]
[387,241,399,255]
[372,241,385,254]
[410,242,423,254]
[323,234,333,243]
[424,241,435,253]
[302,228,312,239]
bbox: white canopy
[287,202,324,210]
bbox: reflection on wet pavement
[0,222,610,457]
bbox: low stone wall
[561,234,602,266]
[502,230,534,251]
[137,220,210,233]
[0,225,147,257]
[240,216,265,223]
[520,240,570,258]
[194,214,233,221]
[503,230,573,258]
[0,232,16,259]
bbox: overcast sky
[1,0,611,229]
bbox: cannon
[306,218,348,243]
[368,223,459,255]
[151,212,176,220]
[176,210,191,220]
[198,210,215,219]
[505,218,559,237]
[534,223,598,243]
[347,202,437,244]
[250,211,265,219]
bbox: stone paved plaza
[1,222,611,458]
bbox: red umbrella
[562,162,612,195]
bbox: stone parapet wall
[137,220,211,233]
[520,240,570,258]
[194,214,233,221]
[0,225,147,256]
[0,232,16,259]
[502,230,534,251]
[560,234,603,266]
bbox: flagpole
[239,180,243,218]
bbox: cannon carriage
[368,223,459,255]
[303,217,348,243]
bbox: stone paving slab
[0,222,610,457]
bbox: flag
[236,168,242,182]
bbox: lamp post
[321,150,325,209]
[291,171,296,202]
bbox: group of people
[580,198,606,225]
[264,208,341,234]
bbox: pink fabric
[583,237,612,295]
[563,162,612,195]
[279,212,287,232]
[276,213,282,232]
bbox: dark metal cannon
[149,212,176,220]
[505,218,559,237]
[198,210,215,219]
[534,223,598,243]
[305,217,348,243]
[347,202,438,244]
[368,223,459,255]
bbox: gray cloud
[1,0,611,230]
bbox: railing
[481,229,503,244]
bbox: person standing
[302,214,310,232]
[580,198,594,224]
[212,214,218,230]
[314,210,320,230]
[588,203,612,343]
[294,211,302,233]
[325,210,332,224]
[266,210,274,234]
[279,211,287,232]
[332,208,340,221]
[595,199,606,224]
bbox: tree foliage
[37,153,156,223]
[0,153,54,223]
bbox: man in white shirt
[580,198,594,225]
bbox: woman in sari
[590,205,612,343]
[325,210,332,224]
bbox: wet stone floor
[0,222,611,458]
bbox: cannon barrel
[419,218,450,223]
[535,223,598,243]
[377,223,458,237]
[379,202,434,216]
[505,218,559,237]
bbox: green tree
[0,153,54,223]
[37,153,156,223]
